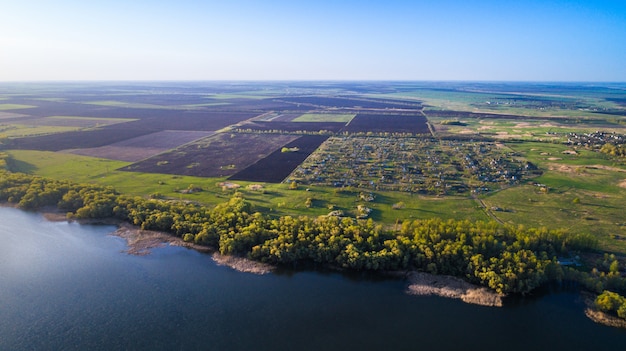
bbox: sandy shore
[582,292,626,329]
[406,271,504,307]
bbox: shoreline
[582,292,626,329]
[6,204,505,304]
[405,271,504,307]
[0,204,523,307]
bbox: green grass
[292,113,356,123]
[480,141,626,252]
[209,93,275,100]
[482,185,626,253]
[46,116,137,126]
[5,149,489,225]
[180,102,231,108]
[0,104,36,111]
[82,100,170,109]
[0,125,80,138]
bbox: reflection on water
[0,207,624,350]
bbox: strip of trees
[1,168,623,299]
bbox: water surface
[0,207,624,350]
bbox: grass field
[5,149,489,225]
[82,100,174,109]
[292,113,356,123]
[0,104,36,111]
[480,141,626,252]
[0,125,80,138]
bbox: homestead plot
[120,133,300,177]
[229,135,329,183]
[289,137,538,194]
[66,130,214,162]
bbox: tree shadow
[7,158,37,173]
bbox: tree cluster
[595,291,626,320]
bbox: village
[288,137,540,194]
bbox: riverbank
[582,292,626,329]
[406,271,504,307]
[5,203,505,303]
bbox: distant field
[66,130,215,162]
[292,113,356,123]
[0,104,36,111]
[82,100,173,109]
[0,125,80,138]
[26,116,136,128]
[0,112,28,119]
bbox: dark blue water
[1,207,624,350]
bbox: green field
[292,113,356,122]
[82,100,173,109]
[0,125,80,138]
[0,104,36,111]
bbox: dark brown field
[229,135,329,183]
[342,113,430,134]
[66,131,214,162]
[7,121,159,151]
[120,133,300,177]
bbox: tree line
[1,168,624,299]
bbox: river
[0,207,624,350]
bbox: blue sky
[1,0,625,81]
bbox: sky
[1,0,625,81]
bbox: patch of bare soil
[619,180,626,188]
[586,164,626,173]
[548,163,626,175]
[582,292,626,329]
[545,163,580,174]
[406,271,503,307]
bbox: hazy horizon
[3,0,625,82]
